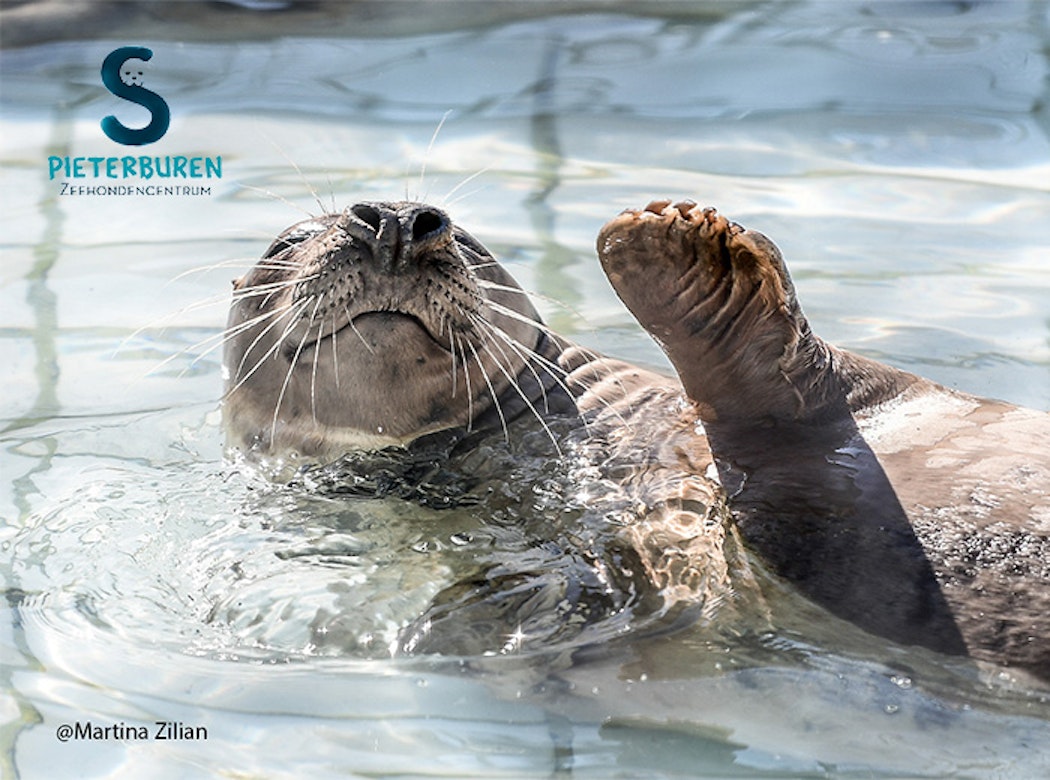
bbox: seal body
[598,200,1050,679]
[223,199,1049,680]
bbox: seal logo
[119,64,145,87]
[100,46,170,146]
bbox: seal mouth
[302,309,451,353]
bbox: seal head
[223,201,562,459]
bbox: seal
[223,198,1049,680]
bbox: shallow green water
[2,2,1049,778]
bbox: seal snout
[271,200,484,352]
[343,201,454,274]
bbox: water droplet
[890,675,912,689]
[884,703,900,714]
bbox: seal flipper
[597,200,922,425]
[597,200,971,660]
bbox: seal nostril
[411,209,447,243]
[351,204,383,233]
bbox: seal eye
[261,220,328,259]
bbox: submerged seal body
[223,199,1050,679]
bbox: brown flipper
[597,200,923,425]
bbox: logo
[42,45,221,197]
[100,46,170,146]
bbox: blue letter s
[100,47,170,146]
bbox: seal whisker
[468,312,551,412]
[484,299,635,401]
[234,273,318,291]
[261,133,330,217]
[475,279,546,295]
[117,277,278,358]
[480,317,632,427]
[224,299,314,398]
[463,260,505,272]
[269,298,322,446]
[232,298,310,382]
[465,338,508,443]
[473,325,564,456]
[484,300,570,345]
[415,109,454,201]
[454,334,474,431]
[134,274,308,352]
[139,302,286,380]
[449,323,459,399]
[468,313,598,430]
[306,293,327,424]
[223,327,293,401]
[477,279,594,322]
[467,313,631,431]
[330,310,340,390]
[156,290,232,316]
[237,182,319,222]
[477,278,560,300]
[442,184,491,211]
[441,165,492,205]
[231,275,319,303]
[170,257,302,282]
[130,275,309,362]
[343,303,376,355]
[210,303,285,347]
[175,308,288,380]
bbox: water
[3,2,1050,777]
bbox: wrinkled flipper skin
[598,199,1050,681]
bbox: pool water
[2,2,1049,778]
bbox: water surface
[2,2,1049,778]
